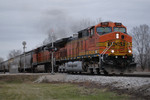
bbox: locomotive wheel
[104,70,108,75]
[79,72,82,74]
[96,68,100,75]
[96,70,100,75]
[89,69,94,74]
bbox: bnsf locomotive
[0,22,136,75]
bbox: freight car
[0,51,33,73]
[0,22,136,75]
[0,60,10,73]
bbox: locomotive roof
[45,37,71,48]
[67,36,77,42]
[78,26,94,33]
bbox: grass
[0,75,130,100]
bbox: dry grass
[0,75,129,100]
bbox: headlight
[128,50,132,53]
[116,33,119,39]
[111,50,114,53]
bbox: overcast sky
[0,0,150,60]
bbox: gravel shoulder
[0,73,150,99]
[34,73,150,100]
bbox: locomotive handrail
[101,42,114,56]
[100,42,114,62]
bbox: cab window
[113,27,126,33]
[97,27,112,35]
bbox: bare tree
[131,24,150,70]
[0,57,4,63]
[7,49,22,59]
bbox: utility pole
[51,31,54,75]
[22,41,26,72]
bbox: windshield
[114,27,126,33]
[97,27,112,35]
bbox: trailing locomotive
[0,22,136,75]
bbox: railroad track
[66,72,150,78]
[1,72,150,78]
[121,74,150,78]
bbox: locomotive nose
[111,32,132,56]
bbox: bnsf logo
[108,42,125,46]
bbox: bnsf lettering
[108,42,125,46]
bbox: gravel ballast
[34,73,150,99]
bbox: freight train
[0,22,136,75]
